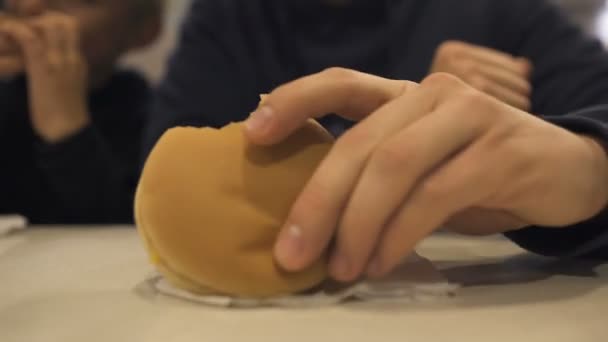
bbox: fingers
[434,41,533,109]
[468,75,531,111]
[0,55,23,75]
[40,18,63,67]
[0,29,19,54]
[0,20,42,64]
[0,14,25,75]
[63,18,79,62]
[25,12,80,69]
[273,79,437,274]
[244,67,412,146]
[459,41,531,77]
[272,74,467,275]
[331,90,490,281]
[0,37,15,55]
[6,0,45,16]
[368,131,496,278]
[471,63,531,96]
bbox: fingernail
[275,224,304,269]
[245,105,273,134]
[330,254,351,281]
[366,256,383,278]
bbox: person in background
[0,0,162,224]
[144,0,608,144]
[144,0,608,279]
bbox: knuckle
[455,89,502,127]
[455,88,490,112]
[322,67,358,84]
[437,40,466,59]
[421,72,463,91]
[469,75,489,92]
[372,141,411,174]
[318,67,361,111]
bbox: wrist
[579,135,608,217]
[38,115,91,144]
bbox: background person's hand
[0,1,46,77]
[2,12,90,143]
[430,40,533,111]
[5,0,46,16]
[245,68,608,283]
[0,13,24,77]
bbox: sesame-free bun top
[135,121,334,298]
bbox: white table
[0,227,606,342]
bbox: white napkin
[141,253,458,308]
[0,215,27,237]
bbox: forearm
[500,0,608,115]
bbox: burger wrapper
[139,253,458,308]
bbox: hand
[1,12,90,143]
[430,41,533,111]
[244,68,608,282]
[0,1,46,77]
[0,13,24,77]
[5,0,46,15]
[443,208,528,235]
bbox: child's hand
[1,12,90,143]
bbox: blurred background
[122,0,608,84]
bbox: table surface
[0,227,606,342]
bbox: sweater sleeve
[505,107,608,260]
[32,72,149,224]
[33,124,134,224]
[495,0,608,116]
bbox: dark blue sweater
[0,71,149,224]
[144,0,608,258]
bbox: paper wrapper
[138,253,459,308]
[0,215,27,237]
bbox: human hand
[1,11,89,143]
[0,1,46,76]
[0,13,24,77]
[244,68,608,282]
[431,41,533,111]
